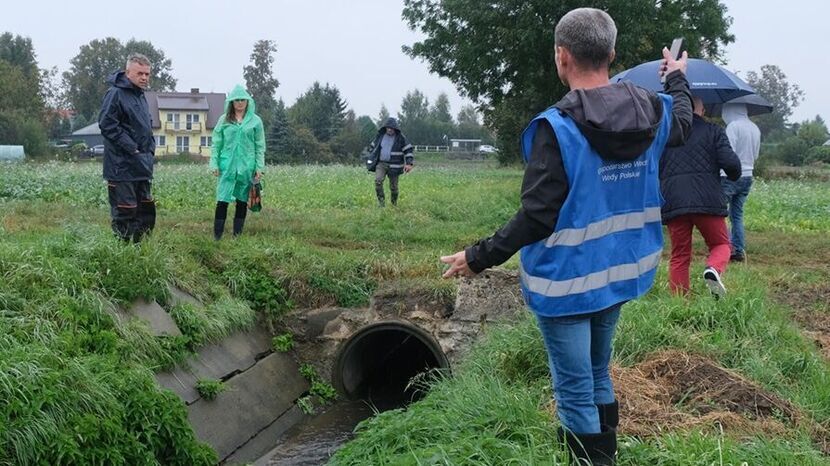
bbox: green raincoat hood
[224,85,257,123]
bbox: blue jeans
[535,303,622,434]
[721,176,753,255]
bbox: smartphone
[661,38,684,83]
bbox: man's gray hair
[126,53,152,69]
[554,8,617,69]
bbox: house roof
[145,91,226,129]
[72,122,101,136]
[158,95,209,111]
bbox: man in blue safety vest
[441,8,692,465]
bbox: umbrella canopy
[704,93,774,117]
[611,58,755,104]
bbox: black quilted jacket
[659,115,742,223]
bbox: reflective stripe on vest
[517,93,673,317]
[545,207,662,247]
[521,250,662,297]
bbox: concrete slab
[128,298,182,337]
[187,352,309,461]
[155,326,273,404]
[155,369,201,404]
[168,285,202,308]
[223,405,307,465]
[187,326,272,381]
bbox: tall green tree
[0,54,49,155]
[398,89,431,144]
[265,99,289,162]
[0,33,39,79]
[63,38,175,119]
[430,93,453,124]
[402,0,735,163]
[377,104,390,126]
[796,116,828,148]
[0,33,50,118]
[287,82,347,142]
[0,58,42,112]
[745,65,805,140]
[357,115,378,145]
[455,104,493,143]
[330,110,370,161]
[243,40,280,132]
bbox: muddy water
[260,400,376,466]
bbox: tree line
[2,0,823,166]
[0,35,492,162]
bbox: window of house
[186,114,200,130]
[176,136,189,153]
[155,135,166,146]
[200,136,212,147]
[167,113,180,129]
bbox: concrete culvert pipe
[332,321,449,410]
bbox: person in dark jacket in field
[98,53,156,243]
[367,117,413,207]
[440,8,692,465]
[660,97,742,297]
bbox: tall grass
[1,161,828,464]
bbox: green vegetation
[195,379,226,401]
[272,333,295,352]
[1,159,828,464]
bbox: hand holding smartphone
[660,38,684,83]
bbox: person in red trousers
[660,97,742,297]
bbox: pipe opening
[333,322,449,410]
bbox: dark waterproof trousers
[107,180,156,242]
[374,162,400,206]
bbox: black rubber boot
[232,218,245,237]
[214,218,225,240]
[558,426,617,466]
[597,400,619,430]
[375,183,385,207]
[391,191,399,206]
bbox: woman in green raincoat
[210,85,266,239]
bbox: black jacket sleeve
[715,126,742,181]
[664,70,693,147]
[401,134,414,165]
[98,89,139,154]
[465,120,568,273]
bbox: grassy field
[1,159,829,465]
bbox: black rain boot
[597,400,619,431]
[375,183,385,207]
[391,191,399,206]
[232,218,245,238]
[558,426,617,466]
[214,218,226,240]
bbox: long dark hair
[225,99,248,123]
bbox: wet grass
[1,160,828,464]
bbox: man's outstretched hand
[440,251,475,278]
[661,48,688,77]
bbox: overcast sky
[1,0,826,123]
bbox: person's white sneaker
[703,267,726,299]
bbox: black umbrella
[704,94,774,117]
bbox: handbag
[248,181,262,212]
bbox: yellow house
[146,89,226,157]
